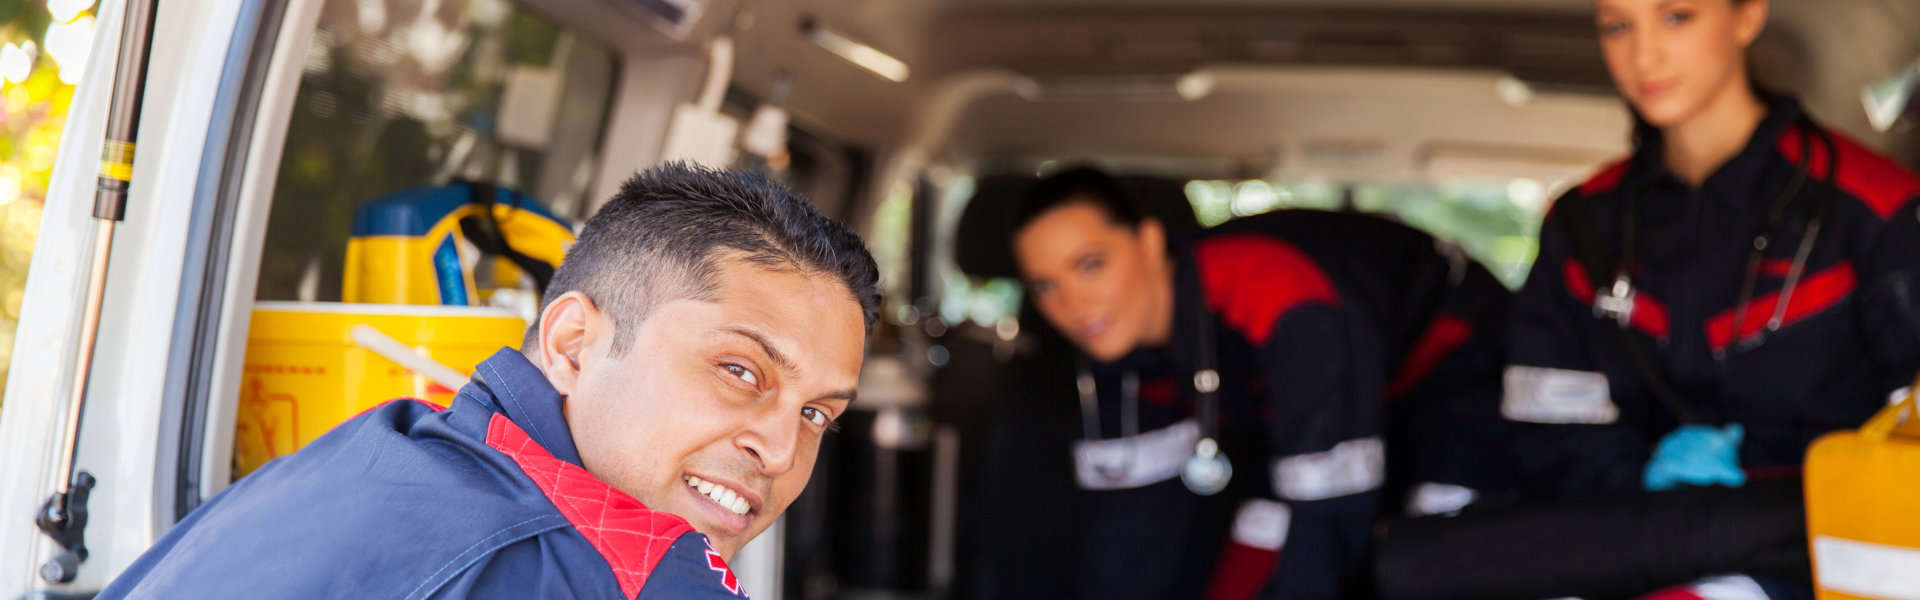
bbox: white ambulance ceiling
[672,0,1917,172]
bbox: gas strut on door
[34,0,161,585]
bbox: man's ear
[533,290,601,396]
[1733,0,1769,47]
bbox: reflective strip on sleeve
[1688,575,1770,600]
[1405,482,1479,517]
[1072,419,1200,491]
[1230,498,1291,552]
[1272,437,1385,501]
[1814,537,1920,600]
[1501,366,1619,424]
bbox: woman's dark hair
[1011,167,1146,233]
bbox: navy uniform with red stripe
[1504,92,1920,599]
[97,349,749,600]
[1071,210,1512,600]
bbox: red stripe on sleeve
[1204,541,1281,600]
[1636,587,1710,600]
[1561,259,1671,339]
[1778,124,1920,221]
[1577,158,1633,196]
[1384,315,1474,401]
[1194,235,1340,347]
[1707,261,1856,352]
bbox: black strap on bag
[455,180,557,296]
[1552,191,1702,425]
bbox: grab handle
[1860,372,1920,442]
[349,324,470,392]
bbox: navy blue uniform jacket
[1503,94,1920,599]
[1066,211,1512,600]
[1506,94,1920,497]
[97,349,749,599]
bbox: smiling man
[96,163,878,599]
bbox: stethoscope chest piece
[1181,436,1232,495]
[1594,274,1636,326]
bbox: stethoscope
[1594,118,1839,359]
[1074,297,1232,496]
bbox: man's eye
[1599,21,1629,37]
[1080,257,1103,274]
[724,364,758,385]
[1029,281,1055,297]
[1663,11,1691,26]
[802,407,835,429]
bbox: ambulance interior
[88,0,1920,597]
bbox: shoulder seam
[403,514,571,600]
[1576,157,1633,197]
[1778,124,1920,221]
[1194,234,1339,346]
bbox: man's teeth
[684,475,750,516]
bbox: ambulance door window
[1184,178,1553,288]
[1351,181,1553,288]
[257,0,619,303]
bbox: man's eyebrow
[715,326,800,380]
[816,388,859,404]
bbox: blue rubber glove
[1644,424,1747,491]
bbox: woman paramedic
[1503,0,1920,597]
[1006,168,1514,599]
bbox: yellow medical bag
[233,301,526,476]
[236,182,571,477]
[1804,375,1920,600]
[342,181,573,306]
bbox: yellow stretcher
[1804,374,1920,600]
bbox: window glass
[1185,178,1558,288]
[257,0,619,301]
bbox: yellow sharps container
[234,301,526,476]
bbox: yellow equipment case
[235,301,527,476]
[1804,376,1920,600]
[235,182,572,477]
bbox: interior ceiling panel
[720,0,1916,164]
[943,68,1632,181]
[919,5,1609,90]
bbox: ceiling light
[1495,75,1533,107]
[802,18,908,83]
[1010,72,1207,102]
[1175,72,1215,101]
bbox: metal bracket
[33,472,95,584]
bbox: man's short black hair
[527,162,880,354]
[1011,167,1145,233]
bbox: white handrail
[349,324,471,392]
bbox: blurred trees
[0,0,96,402]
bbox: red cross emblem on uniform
[705,545,743,596]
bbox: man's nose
[739,408,800,477]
